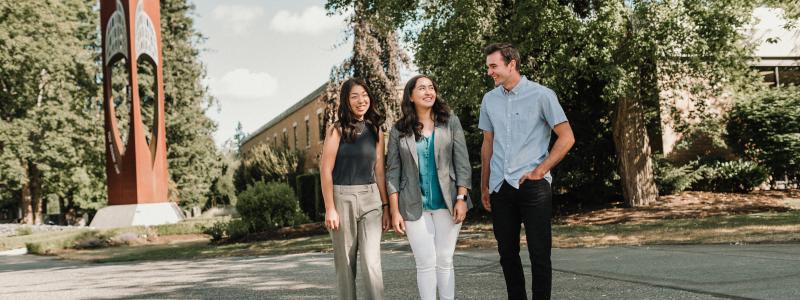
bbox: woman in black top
[320,78,390,300]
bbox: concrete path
[0,244,797,299]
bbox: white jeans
[404,209,462,300]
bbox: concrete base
[90,202,184,229]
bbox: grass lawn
[0,217,226,253]
[0,229,90,251]
[50,210,800,263]
[460,210,800,248]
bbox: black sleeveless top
[332,122,377,185]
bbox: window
[305,119,311,147]
[282,129,288,148]
[756,66,778,87]
[779,66,800,86]
[273,133,277,147]
[293,122,298,150]
[755,66,800,88]
[317,112,325,142]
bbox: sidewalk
[1,243,798,299]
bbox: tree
[207,145,239,208]
[356,0,792,206]
[233,144,305,194]
[0,0,224,223]
[324,0,410,129]
[0,0,105,224]
[232,121,248,150]
[727,86,800,183]
[159,0,221,211]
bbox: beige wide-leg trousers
[331,183,384,300]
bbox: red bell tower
[92,0,182,228]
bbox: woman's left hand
[381,207,391,232]
[452,199,467,224]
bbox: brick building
[659,7,799,160]
[239,83,328,172]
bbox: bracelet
[382,203,389,208]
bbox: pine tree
[159,0,221,211]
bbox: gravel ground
[0,224,85,238]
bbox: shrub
[226,219,250,240]
[202,219,251,241]
[653,156,703,195]
[296,173,323,221]
[726,86,800,183]
[203,220,228,241]
[16,226,33,236]
[109,232,142,246]
[693,160,769,193]
[236,181,309,232]
[25,242,46,255]
[72,231,112,249]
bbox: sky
[191,0,353,147]
[190,2,796,149]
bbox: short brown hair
[483,43,520,71]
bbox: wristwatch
[456,194,466,202]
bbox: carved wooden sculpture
[92,0,181,228]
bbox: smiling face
[347,84,370,120]
[486,51,516,87]
[410,77,436,110]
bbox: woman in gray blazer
[386,75,472,300]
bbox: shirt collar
[502,76,528,96]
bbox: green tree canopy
[348,0,795,206]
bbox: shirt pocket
[512,101,537,135]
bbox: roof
[240,82,328,148]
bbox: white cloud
[208,68,278,99]
[269,6,345,35]
[212,4,265,35]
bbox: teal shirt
[417,130,447,211]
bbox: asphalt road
[1,243,798,299]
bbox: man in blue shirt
[478,43,575,299]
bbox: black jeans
[490,180,552,300]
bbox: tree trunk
[30,164,43,225]
[58,196,67,225]
[20,177,33,224]
[613,96,659,207]
[41,189,48,224]
[64,197,79,226]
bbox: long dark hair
[396,75,450,140]
[336,78,384,143]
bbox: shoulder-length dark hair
[335,78,384,143]
[396,75,450,140]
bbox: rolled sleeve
[542,89,568,128]
[478,97,493,132]
[384,127,402,195]
[450,115,472,189]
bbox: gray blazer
[385,114,473,221]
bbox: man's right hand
[325,208,340,231]
[481,189,491,212]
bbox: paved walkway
[1,244,798,299]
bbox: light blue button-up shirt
[478,76,568,193]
